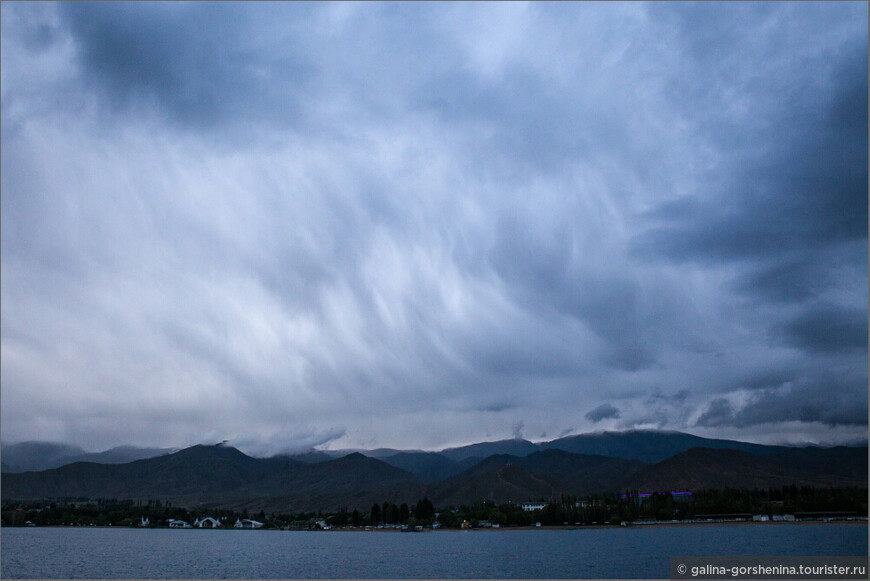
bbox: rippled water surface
[2,524,867,578]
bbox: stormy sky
[1,2,867,455]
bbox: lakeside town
[4,486,866,531]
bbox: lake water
[1,524,867,578]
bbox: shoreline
[15,519,867,531]
[350,520,870,531]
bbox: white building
[234,518,264,529]
[168,519,191,528]
[194,517,221,528]
[521,503,547,512]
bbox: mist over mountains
[0,442,177,474]
[2,430,866,514]
[0,429,807,474]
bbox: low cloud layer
[1,2,866,452]
[230,427,347,458]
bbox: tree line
[2,485,865,528]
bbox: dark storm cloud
[695,399,736,428]
[585,404,621,423]
[488,213,656,371]
[695,373,868,429]
[736,374,868,428]
[58,2,317,130]
[627,389,694,430]
[630,9,867,387]
[732,255,829,303]
[781,303,868,354]
[634,41,867,266]
[2,2,866,451]
[640,6,867,252]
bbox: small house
[521,503,547,512]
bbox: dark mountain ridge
[439,438,541,462]
[627,446,869,492]
[1,442,87,473]
[429,463,559,508]
[1,445,425,513]
[539,429,793,463]
[426,449,649,506]
[1,442,176,473]
[5,429,854,474]
[379,451,462,482]
[3,433,865,514]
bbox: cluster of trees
[436,486,867,527]
[682,485,868,519]
[0,497,439,530]
[1,498,240,528]
[316,498,437,528]
[529,486,868,525]
[363,497,435,527]
[3,486,865,529]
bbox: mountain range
[0,442,176,473]
[2,431,866,513]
